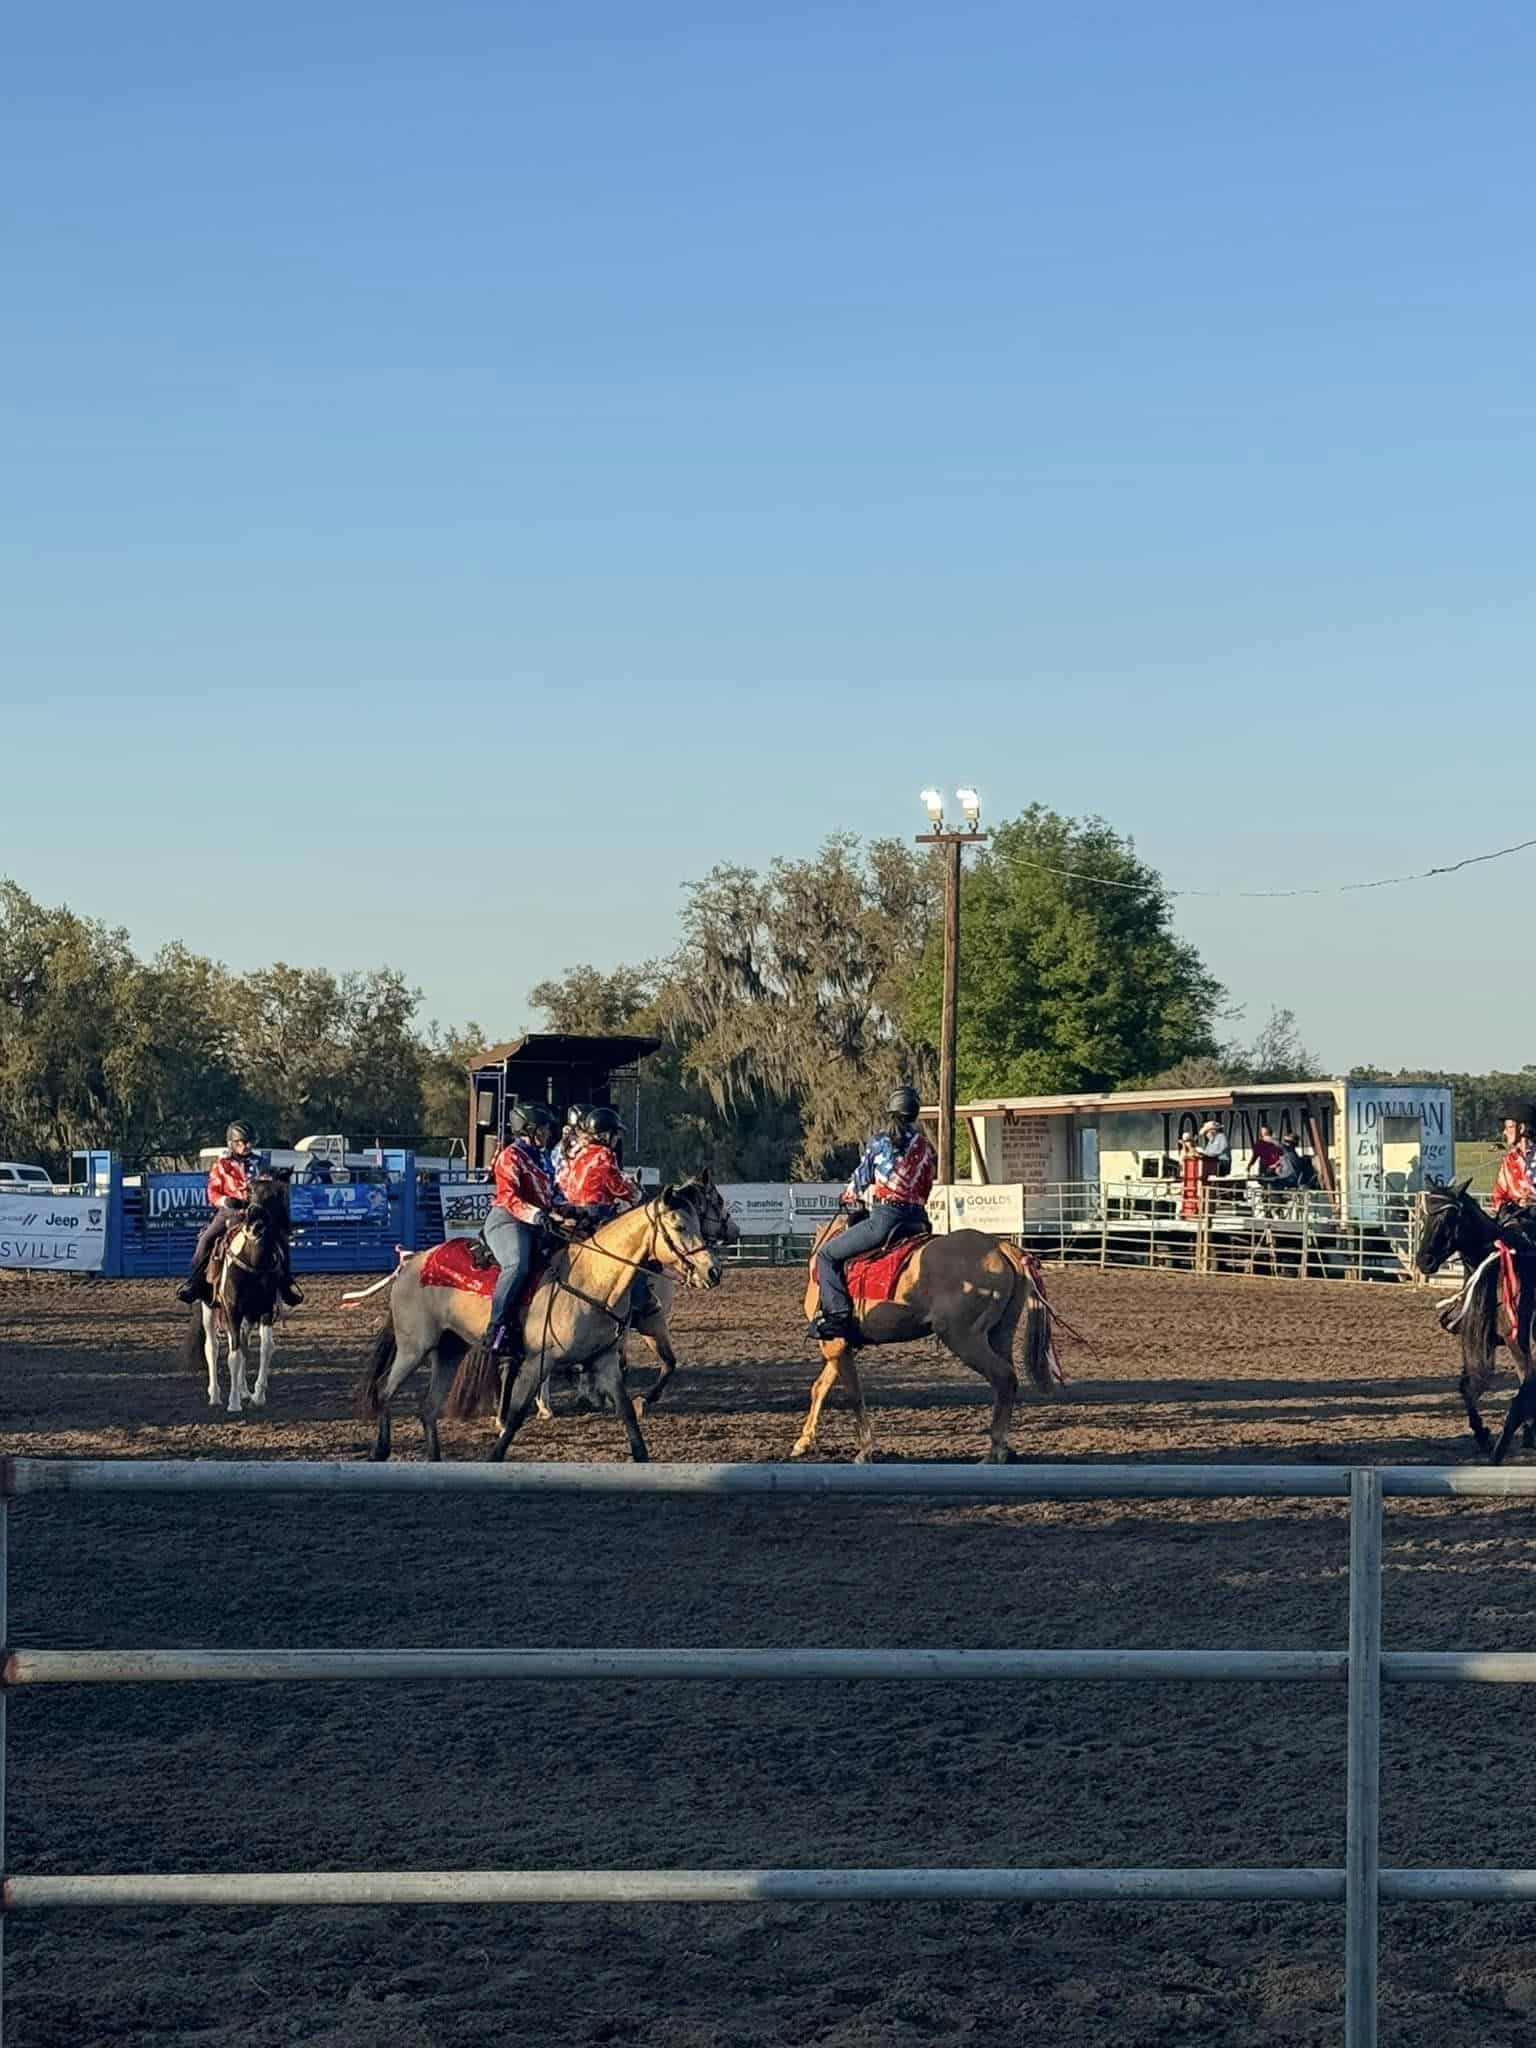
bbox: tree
[0,885,245,1170]
[526,961,803,1179]
[658,835,940,1175]
[222,964,425,1140]
[1140,1008,1321,1091]
[527,963,660,1035]
[417,1021,489,1147]
[908,807,1224,1098]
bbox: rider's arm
[845,1135,886,1202]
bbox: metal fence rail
[4,1457,1536,2048]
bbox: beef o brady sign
[0,1192,108,1272]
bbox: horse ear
[1455,1175,1473,1196]
[660,1182,676,1204]
[699,1166,714,1187]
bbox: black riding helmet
[226,1120,256,1148]
[582,1106,625,1148]
[886,1085,920,1120]
[509,1103,559,1143]
[1501,1102,1536,1134]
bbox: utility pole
[916,788,987,1186]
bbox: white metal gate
[7,1455,1536,2048]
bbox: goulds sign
[0,1192,108,1272]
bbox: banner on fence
[0,1191,108,1272]
[143,1173,213,1231]
[947,1184,1026,1234]
[788,1184,845,1229]
[924,1184,1026,1236]
[716,1185,792,1234]
[288,1183,389,1226]
[437,1180,494,1241]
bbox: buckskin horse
[1416,1176,1536,1462]
[356,1178,728,1463]
[797,1213,1060,1462]
[185,1171,293,1416]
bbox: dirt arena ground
[4,1263,1536,2046]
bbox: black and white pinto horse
[1416,1176,1536,1462]
[185,1172,293,1416]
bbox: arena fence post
[1346,1467,1383,2048]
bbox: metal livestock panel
[8,1457,1536,2048]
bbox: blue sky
[6,1,1535,1070]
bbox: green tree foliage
[0,881,430,1170]
[908,807,1224,1098]
[657,835,940,1175]
[526,962,802,1180]
[1140,1007,1321,1091]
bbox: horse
[533,1174,738,1421]
[356,1178,726,1463]
[1415,1176,1536,1461]
[185,1171,293,1416]
[797,1214,1059,1463]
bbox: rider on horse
[485,1104,573,1366]
[812,1084,937,1343]
[557,1105,658,1319]
[177,1121,302,1308]
[1493,1102,1536,1243]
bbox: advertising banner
[438,1179,495,1241]
[0,1191,109,1272]
[288,1183,389,1227]
[144,1173,214,1232]
[717,1184,793,1234]
[946,1184,1026,1234]
[788,1183,845,1230]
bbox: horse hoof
[982,1445,1016,1465]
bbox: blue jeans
[483,1208,534,1339]
[816,1203,926,1319]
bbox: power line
[1003,832,1536,902]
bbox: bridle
[547,1191,720,1326]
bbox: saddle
[420,1235,552,1306]
[846,1233,929,1306]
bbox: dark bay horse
[186,1171,293,1415]
[1416,1177,1536,1461]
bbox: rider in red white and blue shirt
[813,1086,936,1341]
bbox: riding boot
[176,1256,210,1306]
[813,1309,859,1345]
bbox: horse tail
[443,1343,500,1422]
[183,1307,208,1372]
[355,1324,397,1418]
[996,1240,1057,1395]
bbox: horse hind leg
[791,1358,842,1459]
[937,1320,1019,1465]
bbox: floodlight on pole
[915,790,991,1188]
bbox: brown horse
[797,1215,1059,1462]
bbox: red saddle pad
[845,1233,928,1305]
